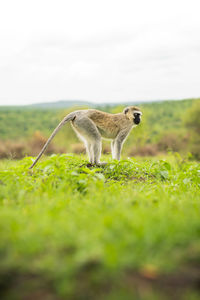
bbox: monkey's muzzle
[133,113,141,125]
[134,117,141,125]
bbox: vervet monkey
[29,106,142,169]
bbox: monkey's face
[133,111,142,125]
[124,106,142,125]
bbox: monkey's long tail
[29,113,76,169]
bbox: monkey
[29,106,142,169]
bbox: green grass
[0,154,200,300]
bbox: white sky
[0,0,200,105]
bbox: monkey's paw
[96,161,107,166]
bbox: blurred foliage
[0,99,199,159]
[184,100,200,134]
[0,109,60,140]
[0,155,200,299]
[183,100,200,159]
[0,100,200,299]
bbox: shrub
[0,140,26,159]
[128,144,158,156]
[102,144,110,154]
[184,100,200,134]
[71,143,85,154]
[28,131,66,156]
[0,131,66,159]
[157,132,188,152]
[183,100,200,159]
[0,142,8,159]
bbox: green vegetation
[0,99,195,140]
[0,109,60,140]
[0,99,199,159]
[184,101,200,160]
[0,154,200,299]
[0,99,199,298]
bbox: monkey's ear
[123,107,129,114]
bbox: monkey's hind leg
[85,142,94,164]
[92,139,102,165]
[72,117,105,165]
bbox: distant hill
[28,99,146,109]
[29,100,94,109]
[0,98,198,110]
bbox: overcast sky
[0,0,200,105]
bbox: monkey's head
[123,106,142,125]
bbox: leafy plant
[0,154,200,299]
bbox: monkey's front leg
[112,139,123,161]
[112,130,128,161]
[111,140,121,160]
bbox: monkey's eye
[133,113,140,117]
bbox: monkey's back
[87,109,130,139]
